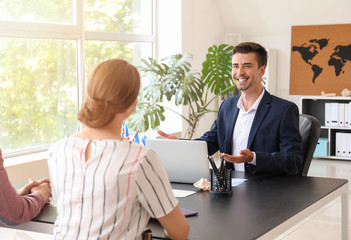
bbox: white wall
[181,0,351,137]
[156,0,183,134]
[181,0,226,138]
[217,0,351,104]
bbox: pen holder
[210,168,233,197]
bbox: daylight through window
[0,0,154,154]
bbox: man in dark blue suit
[159,42,303,175]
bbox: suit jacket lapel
[247,91,272,148]
[225,98,240,153]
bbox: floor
[280,158,351,240]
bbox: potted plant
[128,44,236,139]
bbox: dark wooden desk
[32,172,349,240]
[149,172,349,240]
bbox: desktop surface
[148,172,348,240]
[31,171,348,240]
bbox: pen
[207,155,219,176]
[219,154,225,174]
[208,155,224,189]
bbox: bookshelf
[301,96,351,161]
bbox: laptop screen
[145,139,210,184]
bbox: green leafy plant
[128,44,236,139]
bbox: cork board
[289,24,351,96]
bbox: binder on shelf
[325,103,331,126]
[341,133,348,157]
[344,103,350,128]
[349,102,351,128]
[347,134,351,158]
[330,102,339,127]
[335,132,342,157]
[338,103,345,127]
[313,138,328,157]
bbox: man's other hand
[157,130,179,139]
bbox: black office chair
[299,114,321,176]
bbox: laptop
[145,139,210,183]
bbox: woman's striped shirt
[47,137,178,240]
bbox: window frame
[0,0,157,159]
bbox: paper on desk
[193,178,210,191]
[0,227,53,240]
[232,178,247,187]
[172,189,196,198]
[14,232,36,240]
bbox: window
[0,0,155,154]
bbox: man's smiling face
[232,52,266,92]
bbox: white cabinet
[301,96,351,160]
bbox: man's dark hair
[232,42,268,68]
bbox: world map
[292,39,351,83]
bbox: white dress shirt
[232,89,265,171]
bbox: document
[232,178,248,187]
[0,227,52,240]
[172,189,196,198]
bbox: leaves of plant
[202,44,236,95]
[128,101,165,132]
[162,54,203,105]
[132,44,235,134]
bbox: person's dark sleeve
[197,121,220,155]
[196,100,229,155]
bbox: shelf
[321,126,351,130]
[301,96,351,101]
[313,156,351,161]
[302,97,351,161]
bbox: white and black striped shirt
[48,137,178,240]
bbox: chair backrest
[299,114,321,176]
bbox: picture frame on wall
[290,24,351,96]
